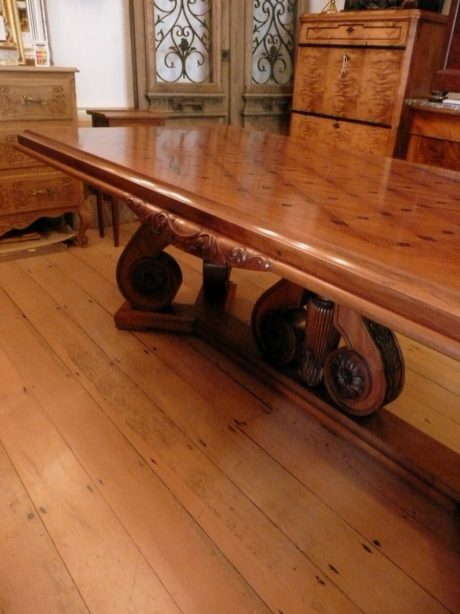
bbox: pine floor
[0,222,459,614]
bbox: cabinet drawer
[0,122,76,171]
[407,135,460,171]
[290,112,390,155]
[0,73,76,122]
[292,46,402,125]
[299,17,408,47]
[0,170,83,215]
[410,110,460,142]
[0,132,38,170]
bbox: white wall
[308,0,345,12]
[45,0,134,111]
[44,0,345,113]
[45,0,451,114]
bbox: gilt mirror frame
[0,0,20,48]
[0,0,25,63]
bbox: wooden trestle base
[114,219,458,508]
[115,217,404,418]
[115,301,197,334]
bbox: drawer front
[292,46,402,125]
[0,132,37,170]
[0,73,77,122]
[299,18,408,47]
[290,113,390,155]
[410,110,460,142]
[0,171,83,215]
[0,121,76,171]
[408,136,460,172]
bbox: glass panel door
[132,0,306,132]
[243,0,300,132]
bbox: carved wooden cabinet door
[131,0,307,133]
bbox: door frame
[129,0,308,131]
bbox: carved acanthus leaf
[124,196,272,271]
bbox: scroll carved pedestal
[251,279,404,416]
[115,205,405,417]
[114,197,271,332]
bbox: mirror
[0,0,23,64]
[0,0,49,65]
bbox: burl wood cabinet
[290,9,447,157]
[406,100,460,171]
[0,67,88,243]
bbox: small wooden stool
[86,109,166,246]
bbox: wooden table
[16,125,460,500]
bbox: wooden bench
[16,125,460,499]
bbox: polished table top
[16,125,460,360]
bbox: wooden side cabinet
[0,66,89,244]
[86,109,166,128]
[290,9,447,157]
[406,99,460,171]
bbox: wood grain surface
[16,125,460,361]
[0,224,459,612]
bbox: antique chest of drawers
[290,9,447,157]
[0,67,88,243]
[406,99,460,172]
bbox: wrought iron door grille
[153,0,212,84]
[252,0,297,86]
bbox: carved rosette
[323,307,405,416]
[125,197,272,272]
[127,252,183,311]
[324,348,371,403]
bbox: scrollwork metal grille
[153,0,212,84]
[252,0,297,86]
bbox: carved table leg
[298,295,340,387]
[251,279,308,367]
[251,281,341,378]
[252,279,404,416]
[113,194,273,331]
[323,305,405,416]
[114,221,194,331]
[75,196,93,246]
[203,262,231,301]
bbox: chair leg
[96,190,105,237]
[111,198,120,247]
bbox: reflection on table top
[16,124,460,360]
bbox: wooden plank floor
[0,223,459,614]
